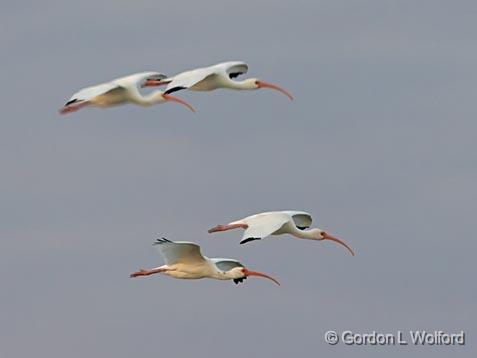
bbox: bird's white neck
[208,259,242,281]
[212,271,234,280]
[290,226,321,240]
[225,78,257,90]
[130,90,165,106]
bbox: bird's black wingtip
[164,86,187,95]
[240,237,261,245]
[65,98,78,106]
[153,237,172,245]
[233,277,247,285]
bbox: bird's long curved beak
[162,94,196,113]
[321,232,355,256]
[243,268,281,286]
[256,80,294,100]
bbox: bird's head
[310,228,355,256]
[228,267,280,286]
[245,78,294,100]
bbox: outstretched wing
[65,82,123,105]
[283,211,313,230]
[153,238,206,266]
[240,212,291,244]
[64,71,168,106]
[164,67,217,94]
[164,61,249,94]
[210,258,244,272]
[220,61,248,79]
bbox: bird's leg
[208,222,248,233]
[130,266,167,278]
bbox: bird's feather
[221,61,248,78]
[164,69,215,92]
[65,72,166,104]
[240,212,290,244]
[164,61,249,92]
[210,258,244,272]
[153,238,206,265]
[283,211,313,230]
[67,83,122,103]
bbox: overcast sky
[1,1,475,357]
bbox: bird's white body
[164,61,251,92]
[130,238,279,285]
[209,210,355,256]
[160,259,239,281]
[162,61,294,100]
[231,211,314,242]
[152,240,236,280]
[67,72,166,107]
[160,261,217,280]
[60,72,195,113]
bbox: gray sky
[1,0,475,357]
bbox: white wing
[65,82,123,104]
[153,238,206,265]
[210,258,244,272]
[282,210,313,229]
[164,67,216,93]
[164,61,248,93]
[65,72,166,105]
[217,61,248,78]
[240,211,291,244]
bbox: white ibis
[59,72,195,114]
[130,237,280,285]
[208,210,355,256]
[156,61,294,100]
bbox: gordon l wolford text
[341,330,465,345]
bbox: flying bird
[208,210,355,256]
[155,61,294,100]
[130,237,280,285]
[59,72,195,114]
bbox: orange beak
[256,80,294,100]
[142,79,168,87]
[243,268,280,286]
[162,94,196,113]
[321,232,355,256]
